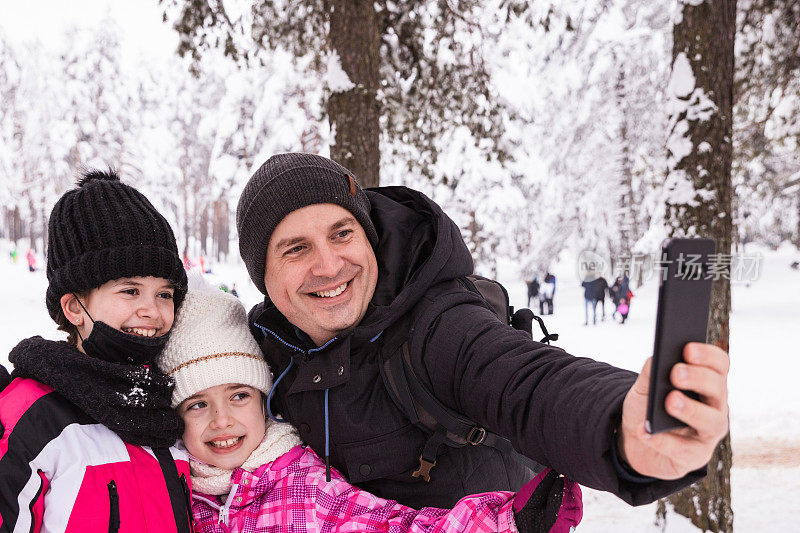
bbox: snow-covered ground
[1,242,798,530]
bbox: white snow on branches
[326,50,355,93]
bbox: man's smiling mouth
[311,281,348,298]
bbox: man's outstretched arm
[618,343,730,479]
[417,301,714,505]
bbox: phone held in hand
[646,238,716,434]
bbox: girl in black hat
[0,170,193,532]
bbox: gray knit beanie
[236,153,378,295]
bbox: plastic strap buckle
[412,455,436,482]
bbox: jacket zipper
[107,480,120,533]
[180,474,196,533]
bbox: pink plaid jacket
[191,445,518,532]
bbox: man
[581,272,605,325]
[540,272,555,314]
[526,276,539,308]
[597,275,609,319]
[238,153,729,509]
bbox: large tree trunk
[327,0,381,187]
[659,1,736,531]
[616,68,635,258]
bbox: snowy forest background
[1,0,798,277]
[1,1,799,531]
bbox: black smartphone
[646,237,716,434]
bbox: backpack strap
[461,275,558,344]
[379,284,544,482]
[460,275,512,325]
[381,339,544,481]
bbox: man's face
[265,203,378,346]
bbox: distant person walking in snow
[581,272,606,325]
[610,274,630,319]
[596,276,609,319]
[617,297,630,324]
[26,248,36,272]
[0,170,192,531]
[539,272,556,315]
[526,276,539,308]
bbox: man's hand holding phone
[617,343,730,479]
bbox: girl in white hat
[157,279,581,532]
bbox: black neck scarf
[9,336,183,448]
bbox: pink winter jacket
[191,445,519,532]
[0,377,192,532]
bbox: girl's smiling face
[67,276,175,353]
[178,384,266,470]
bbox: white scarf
[190,419,302,495]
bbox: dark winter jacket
[597,276,609,299]
[248,186,704,509]
[581,277,606,301]
[610,276,630,304]
[0,364,10,390]
[526,280,539,299]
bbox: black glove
[515,469,563,533]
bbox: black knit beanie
[45,169,187,320]
[236,153,378,295]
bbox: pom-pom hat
[45,169,187,320]
[157,277,271,408]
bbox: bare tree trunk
[41,205,48,260]
[659,1,736,531]
[213,199,229,261]
[199,207,209,255]
[12,206,21,245]
[795,192,800,248]
[192,188,199,257]
[328,0,381,187]
[182,167,190,260]
[27,196,36,252]
[616,68,636,258]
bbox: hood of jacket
[251,185,474,349]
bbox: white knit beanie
[157,276,271,408]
